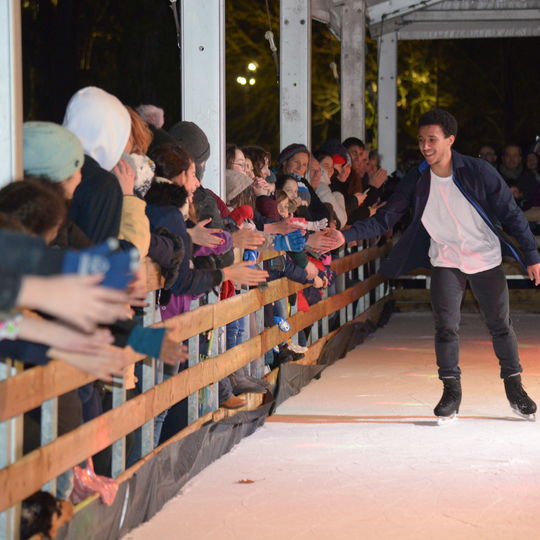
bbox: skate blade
[510,406,536,422]
[437,413,458,426]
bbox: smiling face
[417,124,454,176]
[319,156,334,179]
[172,160,200,201]
[348,144,367,174]
[282,178,299,201]
[283,152,309,177]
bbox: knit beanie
[168,120,210,164]
[277,143,310,164]
[23,121,84,182]
[225,169,253,204]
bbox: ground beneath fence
[123,312,540,540]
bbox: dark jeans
[430,265,522,380]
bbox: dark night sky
[21,1,540,163]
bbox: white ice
[124,313,540,540]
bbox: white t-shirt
[420,170,501,273]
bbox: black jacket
[69,155,123,243]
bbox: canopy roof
[313,0,540,40]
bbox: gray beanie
[168,121,210,164]
[23,121,84,182]
[225,169,253,204]
[168,121,210,181]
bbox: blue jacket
[343,150,540,278]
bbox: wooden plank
[330,244,390,275]
[0,246,388,422]
[77,296,391,511]
[0,346,145,424]
[0,276,387,511]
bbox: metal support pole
[111,376,126,478]
[377,31,398,173]
[280,0,311,149]
[139,292,157,457]
[340,0,366,141]
[181,0,225,198]
[200,292,219,415]
[188,299,200,424]
[40,398,58,495]
[0,0,23,187]
[337,246,347,325]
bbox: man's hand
[187,218,223,248]
[368,168,388,189]
[231,228,265,250]
[527,263,540,286]
[306,229,345,253]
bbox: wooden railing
[0,241,392,537]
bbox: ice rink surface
[124,313,540,540]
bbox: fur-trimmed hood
[144,179,188,208]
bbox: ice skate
[434,377,461,425]
[504,374,536,421]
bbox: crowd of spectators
[2,86,395,524]
[478,142,540,226]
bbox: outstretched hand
[306,229,345,253]
[188,218,224,248]
[222,261,269,286]
[232,228,265,250]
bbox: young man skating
[319,109,540,423]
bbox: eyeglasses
[232,161,246,169]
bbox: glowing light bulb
[247,62,257,72]
[236,76,247,85]
[249,78,256,85]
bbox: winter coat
[144,181,223,296]
[343,150,540,277]
[69,155,123,243]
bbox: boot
[434,377,462,424]
[504,374,536,420]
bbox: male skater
[320,109,540,422]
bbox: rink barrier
[0,241,391,524]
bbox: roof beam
[406,8,540,21]
[367,0,443,24]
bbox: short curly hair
[418,108,458,138]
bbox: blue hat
[24,121,84,182]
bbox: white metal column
[180,1,225,198]
[377,31,397,173]
[280,0,311,150]
[340,0,366,141]
[0,0,23,187]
